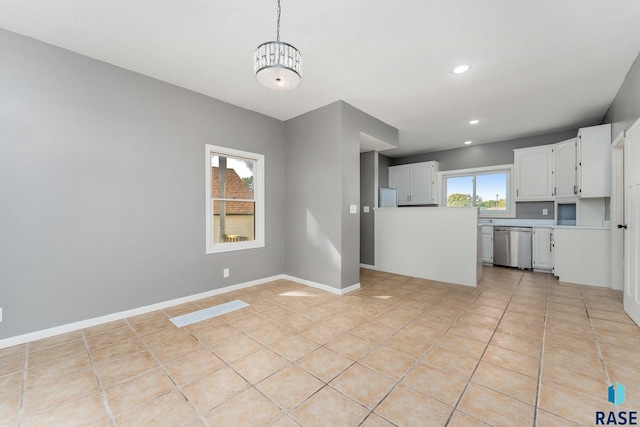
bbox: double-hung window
[441,164,514,217]
[205,144,264,254]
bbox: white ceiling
[1,0,639,156]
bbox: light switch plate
[363,206,370,213]
[223,268,230,278]
[349,204,357,214]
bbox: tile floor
[1,266,640,426]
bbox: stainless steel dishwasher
[493,226,532,269]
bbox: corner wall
[0,29,285,339]
[604,51,640,136]
[284,102,397,289]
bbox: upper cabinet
[514,145,554,201]
[554,138,578,199]
[388,161,439,205]
[578,124,611,198]
[513,124,612,202]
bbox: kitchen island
[374,207,481,287]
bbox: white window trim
[438,164,515,218]
[205,144,265,254]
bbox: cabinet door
[532,228,554,270]
[410,163,433,204]
[578,124,611,198]
[389,166,410,205]
[554,138,577,198]
[514,146,554,201]
[481,233,493,263]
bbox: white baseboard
[281,274,360,295]
[0,275,281,349]
[0,274,361,349]
[359,263,376,270]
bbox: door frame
[611,131,625,290]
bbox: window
[206,145,264,254]
[441,164,514,217]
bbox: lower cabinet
[532,227,554,271]
[481,226,493,264]
[553,228,610,286]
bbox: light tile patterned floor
[1,266,639,426]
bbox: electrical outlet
[0,307,3,322]
[223,268,230,278]
[542,209,549,216]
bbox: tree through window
[206,145,264,254]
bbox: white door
[532,228,554,270]
[481,232,493,263]
[410,163,432,204]
[389,166,410,205]
[624,119,640,325]
[554,138,577,198]
[514,145,554,201]
[611,132,625,291]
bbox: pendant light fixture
[254,0,302,91]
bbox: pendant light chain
[276,0,281,42]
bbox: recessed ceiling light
[469,119,480,125]
[453,65,470,74]
[464,140,473,145]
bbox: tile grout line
[124,317,215,427]
[345,279,493,425]
[444,271,527,426]
[580,287,612,386]
[532,274,551,426]
[81,330,117,427]
[16,342,29,427]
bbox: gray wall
[284,103,344,289]
[390,129,580,171]
[360,152,376,265]
[283,102,397,288]
[604,52,640,138]
[342,104,398,283]
[378,153,391,189]
[0,29,285,339]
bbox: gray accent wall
[284,103,344,289]
[390,129,581,171]
[0,29,285,339]
[516,202,555,220]
[360,152,376,265]
[284,102,397,289]
[378,153,391,189]
[604,51,640,138]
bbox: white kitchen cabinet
[388,166,409,205]
[553,227,610,286]
[388,161,439,205]
[481,225,493,264]
[554,138,578,199]
[532,227,554,271]
[577,124,612,198]
[514,145,554,201]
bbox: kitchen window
[205,145,265,254]
[440,164,514,217]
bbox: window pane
[476,173,508,211]
[212,200,255,244]
[446,176,474,207]
[211,155,255,199]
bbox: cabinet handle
[516,189,519,197]
[554,187,556,196]
[573,185,577,195]
[550,240,552,253]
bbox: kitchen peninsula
[374,207,481,287]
